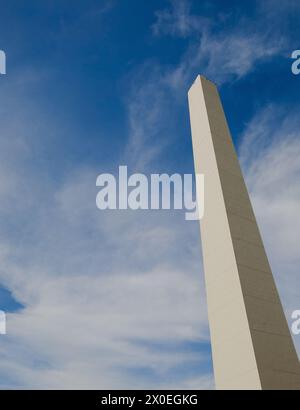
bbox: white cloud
[124,64,172,170]
[0,263,209,388]
[0,74,211,388]
[124,0,288,174]
[152,0,285,87]
[152,0,208,38]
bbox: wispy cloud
[0,62,211,388]
[124,0,287,173]
[152,0,208,38]
[152,0,286,86]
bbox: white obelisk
[188,75,300,390]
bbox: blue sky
[0,0,299,389]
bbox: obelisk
[188,75,300,390]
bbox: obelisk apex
[188,75,300,390]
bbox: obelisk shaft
[188,75,300,390]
